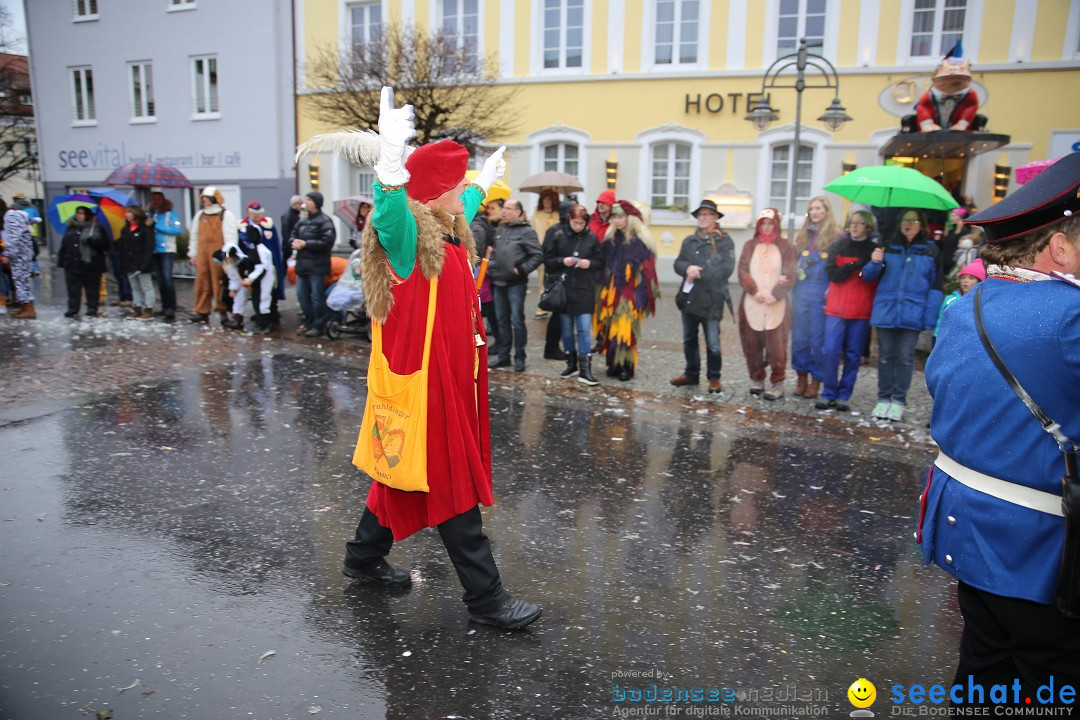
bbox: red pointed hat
[405,140,470,203]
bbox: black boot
[577,354,598,386]
[558,354,578,378]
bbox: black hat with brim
[691,199,723,219]
[968,151,1080,243]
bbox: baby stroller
[325,249,370,341]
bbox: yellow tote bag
[352,278,438,492]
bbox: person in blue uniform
[919,151,1080,699]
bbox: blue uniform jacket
[862,233,942,330]
[920,276,1080,604]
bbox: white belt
[934,451,1063,517]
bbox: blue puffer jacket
[862,232,943,330]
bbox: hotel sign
[683,92,771,115]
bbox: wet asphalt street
[0,270,957,720]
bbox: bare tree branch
[0,8,37,187]
[303,23,520,156]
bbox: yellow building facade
[295,0,1080,269]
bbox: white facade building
[27,0,297,250]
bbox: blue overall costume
[790,227,829,381]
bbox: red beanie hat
[405,140,470,203]
[596,190,616,206]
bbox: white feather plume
[294,130,418,168]
[294,130,382,167]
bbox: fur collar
[361,198,477,323]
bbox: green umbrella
[824,166,959,211]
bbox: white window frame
[527,125,591,205]
[73,0,99,21]
[541,142,580,177]
[69,66,96,126]
[435,0,483,70]
[763,0,839,66]
[167,0,197,12]
[636,125,704,226]
[1066,0,1080,61]
[19,94,31,106]
[896,0,982,65]
[128,61,156,123]
[531,0,592,75]
[754,124,830,231]
[347,1,384,48]
[190,55,219,119]
[642,0,711,72]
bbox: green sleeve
[371,183,417,278]
[463,184,483,224]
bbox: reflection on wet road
[0,354,956,719]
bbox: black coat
[116,221,155,274]
[470,215,498,258]
[673,229,735,320]
[290,210,336,276]
[543,224,603,315]
[57,221,109,274]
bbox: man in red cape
[314,88,540,630]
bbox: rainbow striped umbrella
[86,187,139,240]
[103,161,192,189]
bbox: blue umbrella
[86,187,139,208]
[45,193,99,233]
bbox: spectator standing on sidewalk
[595,200,659,382]
[188,187,238,325]
[670,199,735,394]
[862,208,943,423]
[290,191,336,337]
[149,189,181,319]
[488,198,543,372]
[544,204,603,385]
[737,208,797,400]
[4,196,37,318]
[790,196,839,399]
[531,188,560,318]
[58,206,109,319]
[116,206,157,320]
[280,195,304,247]
[588,190,615,243]
[815,210,880,412]
[470,197,502,341]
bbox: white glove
[373,86,416,187]
[473,146,506,194]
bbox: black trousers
[953,581,1080,705]
[345,505,507,615]
[65,269,101,315]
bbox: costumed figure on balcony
[916,45,980,132]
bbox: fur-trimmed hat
[246,201,265,215]
[404,140,469,204]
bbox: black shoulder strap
[973,285,1077,454]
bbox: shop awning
[881,131,1011,160]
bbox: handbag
[352,278,438,492]
[538,274,567,313]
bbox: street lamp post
[746,38,852,240]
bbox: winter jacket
[673,228,735,320]
[862,232,943,331]
[281,207,302,251]
[542,223,603,315]
[152,209,181,254]
[290,210,336,276]
[116,221,156,274]
[824,233,879,320]
[469,215,498,258]
[57,221,109,274]
[488,220,542,286]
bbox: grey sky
[0,0,27,54]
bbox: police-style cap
[968,151,1080,243]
